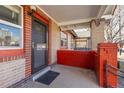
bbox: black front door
[32,18,48,74]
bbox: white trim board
[58,17,95,26]
[36,5,59,25]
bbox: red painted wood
[33,12,49,25]
[57,50,96,70]
[0,49,24,56]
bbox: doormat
[36,70,60,85]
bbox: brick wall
[0,6,26,87]
[97,43,118,87]
[0,49,24,62]
[0,5,31,87]
[23,6,32,77]
[0,59,25,88]
[0,55,24,62]
[23,5,51,77]
[0,5,52,87]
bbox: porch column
[97,43,118,87]
[91,19,106,50]
[23,6,32,77]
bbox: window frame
[60,31,68,48]
[0,5,23,50]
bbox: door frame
[31,14,49,74]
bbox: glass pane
[0,23,21,47]
[0,5,21,25]
[60,32,67,47]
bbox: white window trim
[0,19,22,28]
[0,5,23,50]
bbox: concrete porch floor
[13,65,99,88]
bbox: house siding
[50,21,61,64]
[0,59,25,87]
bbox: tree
[105,5,124,55]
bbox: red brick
[97,43,118,87]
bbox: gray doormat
[36,70,60,85]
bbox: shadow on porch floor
[13,65,99,88]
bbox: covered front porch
[0,5,123,88]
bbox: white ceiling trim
[97,5,107,18]
[36,5,59,25]
[103,5,116,15]
[60,22,90,31]
[97,5,116,18]
[58,17,95,26]
[101,14,112,19]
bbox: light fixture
[30,5,36,11]
[29,5,36,16]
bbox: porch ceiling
[39,5,101,25]
[38,5,115,26]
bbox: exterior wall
[0,6,26,87]
[23,5,60,75]
[0,59,25,87]
[23,5,51,76]
[67,32,73,49]
[67,33,71,49]
[23,6,32,77]
[87,38,92,49]
[91,19,105,50]
[0,5,55,87]
[50,21,60,64]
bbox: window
[60,31,67,48]
[74,28,91,50]
[71,36,75,49]
[0,5,23,49]
[74,28,90,37]
[0,24,21,47]
[0,6,21,25]
[76,39,87,48]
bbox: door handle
[32,42,35,48]
[41,44,46,49]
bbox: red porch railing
[57,43,118,88]
[57,50,96,70]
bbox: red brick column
[23,6,32,77]
[97,43,118,87]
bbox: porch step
[32,66,51,81]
